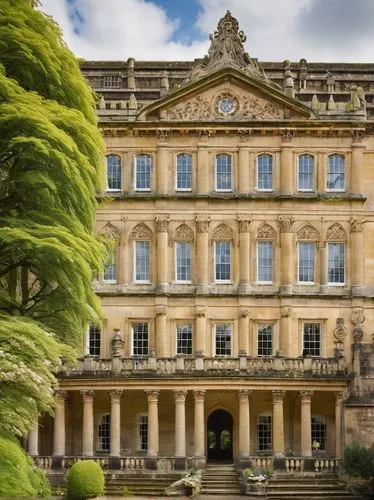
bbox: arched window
[327,154,345,191]
[89,323,101,356]
[298,154,314,191]
[176,153,192,190]
[257,154,273,191]
[135,154,152,191]
[215,154,232,191]
[106,155,121,190]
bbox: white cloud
[39,0,374,62]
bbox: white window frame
[213,323,232,357]
[327,242,345,286]
[215,154,232,192]
[256,241,273,284]
[297,241,316,285]
[176,323,193,355]
[133,240,150,283]
[89,323,101,357]
[137,413,148,452]
[256,153,273,192]
[301,321,323,357]
[326,154,345,192]
[297,153,314,192]
[103,247,117,283]
[134,154,152,191]
[175,241,192,283]
[103,75,120,88]
[175,153,192,191]
[311,414,327,451]
[214,241,231,283]
[131,322,149,357]
[106,155,122,192]
[257,323,274,357]
[96,413,110,453]
[257,413,272,452]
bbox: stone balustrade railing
[61,355,346,377]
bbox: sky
[39,0,374,62]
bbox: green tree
[0,0,106,437]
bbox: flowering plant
[312,440,321,450]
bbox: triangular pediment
[137,67,313,122]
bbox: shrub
[67,459,105,499]
[342,443,374,479]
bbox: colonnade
[29,389,344,462]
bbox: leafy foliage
[342,443,374,479]
[0,430,51,497]
[66,460,104,499]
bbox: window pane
[176,324,192,355]
[257,241,273,282]
[257,415,272,451]
[98,414,110,452]
[176,154,192,190]
[215,241,231,281]
[136,155,152,190]
[327,155,344,190]
[258,324,273,356]
[298,154,314,190]
[133,323,149,356]
[311,416,326,450]
[103,75,120,88]
[139,415,148,451]
[89,324,101,356]
[215,324,231,356]
[303,323,321,356]
[103,249,116,282]
[176,242,191,281]
[298,242,315,283]
[135,241,150,281]
[107,155,121,190]
[216,154,232,191]
[257,154,273,190]
[328,243,344,283]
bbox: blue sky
[40,0,374,62]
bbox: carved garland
[297,224,320,240]
[211,223,233,241]
[99,222,121,240]
[326,223,347,241]
[175,223,194,242]
[257,222,277,239]
[129,222,152,240]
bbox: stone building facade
[30,12,374,472]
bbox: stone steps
[104,472,181,496]
[201,463,242,496]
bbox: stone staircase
[266,474,365,499]
[104,472,182,496]
[201,463,243,496]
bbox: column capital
[156,305,167,316]
[300,390,313,402]
[236,214,251,232]
[350,217,365,233]
[81,390,95,400]
[195,305,206,318]
[193,389,206,402]
[146,390,160,402]
[110,390,123,401]
[195,215,210,233]
[239,307,250,318]
[155,215,170,232]
[54,390,67,400]
[278,217,295,233]
[280,129,294,143]
[174,390,187,402]
[272,390,286,402]
[238,389,252,401]
[334,391,344,405]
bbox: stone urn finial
[111,329,124,358]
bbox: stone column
[28,423,39,456]
[334,392,343,458]
[351,134,365,195]
[195,306,206,359]
[83,324,90,356]
[272,391,286,457]
[81,390,95,457]
[146,390,159,466]
[237,215,251,293]
[156,145,168,194]
[239,308,250,356]
[279,217,294,295]
[351,219,364,294]
[238,390,251,461]
[174,390,187,469]
[300,391,313,457]
[110,390,122,459]
[238,147,250,194]
[53,390,67,456]
[280,134,293,195]
[279,306,292,356]
[195,216,210,293]
[155,216,170,293]
[197,139,210,194]
[155,305,167,357]
[193,390,206,464]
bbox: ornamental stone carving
[351,307,365,344]
[195,215,210,233]
[352,129,365,143]
[280,129,294,142]
[238,129,251,142]
[156,305,167,316]
[167,95,210,121]
[175,223,194,242]
[279,217,295,233]
[239,307,249,318]
[326,223,346,241]
[173,390,187,402]
[111,329,124,358]
[195,306,206,318]
[146,390,160,402]
[240,95,282,120]
[257,222,276,239]
[110,390,123,401]
[350,217,364,233]
[237,214,251,232]
[157,129,170,142]
[155,215,170,232]
[334,318,347,343]
[238,390,252,401]
[193,390,206,401]
[100,222,121,240]
[299,391,313,402]
[129,222,152,240]
[297,223,320,240]
[272,390,286,402]
[280,306,291,318]
[212,223,233,241]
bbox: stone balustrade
[61,355,346,377]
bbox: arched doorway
[207,409,233,461]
